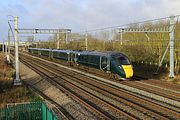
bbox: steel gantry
[118,15,176,78]
[17,28,71,34]
[18,28,71,48]
[8,16,71,86]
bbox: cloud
[0,0,180,42]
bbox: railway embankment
[0,53,38,108]
[18,52,180,119]
[17,53,99,119]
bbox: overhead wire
[77,14,180,34]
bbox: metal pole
[34,29,36,48]
[8,29,10,55]
[5,41,10,63]
[64,31,66,44]
[57,33,60,49]
[38,39,40,48]
[145,32,150,41]
[2,40,4,53]
[155,43,169,74]
[7,29,11,63]
[65,30,67,44]
[169,15,175,78]
[5,41,7,56]
[120,29,123,45]
[85,32,88,50]
[14,16,21,85]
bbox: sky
[0,0,180,42]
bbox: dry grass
[165,74,180,84]
[133,62,180,84]
[0,53,39,108]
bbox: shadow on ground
[132,62,169,80]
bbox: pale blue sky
[0,0,180,42]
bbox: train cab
[110,53,133,79]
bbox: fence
[0,102,58,120]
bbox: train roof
[28,48,38,50]
[28,48,127,57]
[77,51,107,56]
[52,49,73,53]
[40,48,52,51]
[77,51,126,57]
[28,48,52,51]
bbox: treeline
[33,21,180,74]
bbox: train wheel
[70,62,74,67]
[112,74,121,80]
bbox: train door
[49,50,52,59]
[100,56,108,71]
[70,53,73,62]
[67,53,70,62]
[49,50,51,58]
[70,53,74,66]
[74,53,78,63]
[38,49,40,56]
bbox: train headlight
[119,66,122,69]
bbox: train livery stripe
[122,65,133,78]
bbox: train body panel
[52,49,78,62]
[52,50,69,61]
[29,48,38,54]
[77,53,101,68]
[28,48,133,79]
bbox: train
[28,48,133,79]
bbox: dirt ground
[0,53,39,108]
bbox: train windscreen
[117,56,130,65]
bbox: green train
[28,48,133,79]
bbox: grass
[0,52,40,108]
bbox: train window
[79,55,81,59]
[117,56,130,65]
[102,57,107,65]
[84,55,87,61]
[91,56,94,63]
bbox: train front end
[111,53,133,79]
[121,64,133,78]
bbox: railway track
[139,79,180,91]
[18,53,180,119]
[24,82,74,120]
[46,52,180,96]
[20,54,136,119]
[120,81,180,102]
[10,54,74,120]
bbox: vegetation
[0,53,40,108]
[29,20,180,80]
